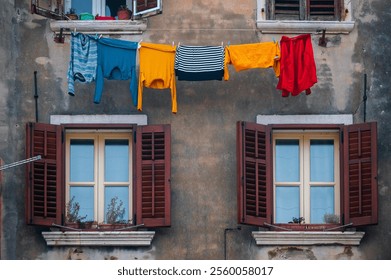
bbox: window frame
[272,130,341,225]
[25,122,171,230]
[65,130,133,225]
[237,121,378,231]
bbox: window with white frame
[31,0,162,19]
[237,121,378,231]
[256,0,354,34]
[66,131,132,224]
[25,121,171,230]
[273,131,340,224]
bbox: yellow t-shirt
[224,42,280,80]
[138,42,177,113]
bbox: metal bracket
[54,28,65,44]
[318,29,328,47]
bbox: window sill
[42,231,155,246]
[256,20,355,34]
[49,20,147,35]
[252,231,365,246]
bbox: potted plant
[117,5,132,20]
[98,196,128,230]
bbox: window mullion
[97,135,104,223]
[301,135,308,223]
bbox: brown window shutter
[25,123,64,226]
[343,122,378,226]
[272,0,301,20]
[135,124,171,227]
[31,0,65,20]
[237,122,272,226]
[307,0,341,20]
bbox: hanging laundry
[67,32,98,96]
[277,34,317,97]
[224,42,280,80]
[138,42,177,113]
[94,38,139,106]
[175,45,225,81]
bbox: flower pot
[117,9,132,20]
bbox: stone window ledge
[50,20,147,35]
[256,20,355,34]
[252,231,365,246]
[42,231,155,246]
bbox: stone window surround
[256,0,355,34]
[42,114,155,247]
[254,114,365,246]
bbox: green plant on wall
[105,196,126,224]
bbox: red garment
[277,34,317,97]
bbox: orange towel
[224,42,280,80]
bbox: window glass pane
[104,186,129,223]
[105,139,129,182]
[70,139,94,182]
[106,0,127,17]
[310,139,334,182]
[71,0,93,14]
[275,139,300,182]
[310,186,334,223]
[69,186,94,221]
[275,186,300,223]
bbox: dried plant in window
[105,196,126,224]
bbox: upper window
[257,0,354,34]
[25,122,171,230]
[268,0,342,21]
[237,121,378,231]
[31,0,162,19]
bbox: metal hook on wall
[318,29,328,47]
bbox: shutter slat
[343,122,378,226]
[26,123,63,226]
[237,122,272,226]
[136,125,171,227]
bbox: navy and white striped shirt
[175,45,225,81]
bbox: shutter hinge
[133,130,137,144]
[340,130,344,144]
[61,130,64,143]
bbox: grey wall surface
[0,0,390,259]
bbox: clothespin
[221,41,224,46]
[172,41,175,46]
[138,39,143,49]
[272,37,276,43]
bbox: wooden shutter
[307,0,341,20]
[133,0,162,17]
[26,123,64,226]
[343,122,378,226]
[135,125,171,227]
[237,122,272,226]
[31,0,65,20]
[270,0,302,20]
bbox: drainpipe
[224,226,241,260]
[363,73,367,123]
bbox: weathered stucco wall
[0,0,390,259]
